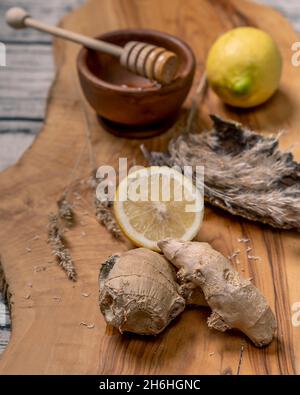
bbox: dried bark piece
[99,249,185,335]
[146,115,300,231]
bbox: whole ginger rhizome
[99,239,276,347]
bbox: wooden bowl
[77,29,195,138]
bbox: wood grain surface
[0,0,84,353]
[0,0,300,374]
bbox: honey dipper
[6,7,179,84]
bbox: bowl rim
[77,28,195,94]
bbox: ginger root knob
[158,238,277,347]
[99,248,185,335]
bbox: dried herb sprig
[94,197,122,239]
[57,196,74,227]
[86,171,122,240]
[48,213,77,281]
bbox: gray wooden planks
[1,45,55,119]
[0,0,85,170]
[0,0,82,43]
[260,0,300,33]
[0,294,10,351]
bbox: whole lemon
[206,27,282,108]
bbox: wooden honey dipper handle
[6,7,178,84]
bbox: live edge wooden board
[0,0,300,375]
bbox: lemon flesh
[206,27,282,108]
[114,166,204,251]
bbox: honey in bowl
[77,29,196,138]
[87,51,163,90]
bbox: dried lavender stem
[57,196,74,226]
[48,213,77,281]
[94,197,122,239]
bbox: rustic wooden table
[0,0,300,359]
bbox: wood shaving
[247,255,261,260]
[238,238,250,243]
[81,293,89,297]
[87,324,95,329]
[80,321,95,329]
[26,247,32,253]
[237,345,245,375]
[33,235,40,240]
[227,250,240,260]
[34,265,46,272]
[23,294,31,300]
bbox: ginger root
[99,248,185,335]
[158,238,277,347]
[177,276,207,307]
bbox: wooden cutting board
[0,0,300,374]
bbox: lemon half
[114,166,204,251]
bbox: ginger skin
[99,248,185,335]
[177,276,207,307]
[158,238,277,347]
